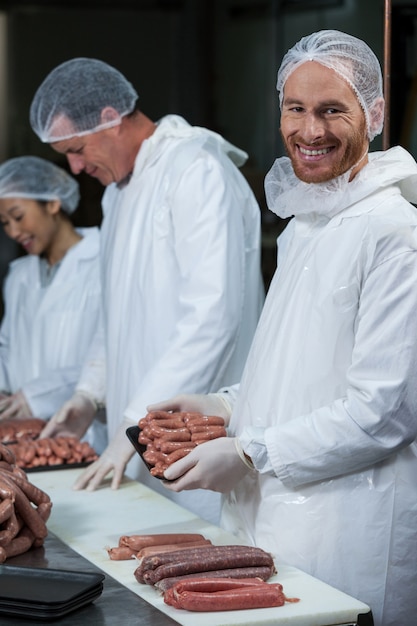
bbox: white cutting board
[30,468,370,626]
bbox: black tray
[0,565,104,605]
[24,460,93,473]
[126,425,175,481]
[0,587,103,620]
[126,425,161,477]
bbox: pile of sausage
[138,410,227,477]
[105,532,299,612]
[0,417,46,444]
[0,442,52,563]
[6,437,98,470]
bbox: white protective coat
[0,228,101,420]
[79,115,264,523]
[222,147,417,626]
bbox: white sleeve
[76,311,106,405]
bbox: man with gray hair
[150,30,417,625]
[31,58,264,525]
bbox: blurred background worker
[149,30,417,625]
[33,58,264,524]
[0,156,105,452]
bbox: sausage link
[0,478,15,501]
[5,508,22,540]
[120,533,207,552]
[183,415,225,426]
[154,565,275,592]
[3,527,35,559]
[187,424,226,434]
[165,447,196,464]
[0,472,47,539]
[166,583,288,611]
[158,440,196,454]
[50,438,71,460]
[2,471,51,505]
[0,497,13,523]
[191,429,227,441]
[172,576,267,593]
[0,528,13,548]
[137,539,212,558]
[0,443,16,465]
[149,425,191,442]
[107,546,136,560]
[138,545,271,584]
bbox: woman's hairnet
[276,30,385,142]
[0,156,80,214]
[30,58,139,142]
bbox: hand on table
[147,393,233,425]
[72,418,135,491]
[40,391,97,440]
[0,390,33,420]
[162,436,253,493]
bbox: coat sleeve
[266,242,417,488]
[124,150,260,422]
[22,368,81,419]
[75,312,106,405]
[0,277,11,392]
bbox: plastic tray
[0,564,104,605]
[125,425,162,478]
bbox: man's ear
[100,106,121,125]
[369,97,385,136]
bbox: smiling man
[149,30,417,626]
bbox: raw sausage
[155,566,275,592]
[165,584,288,611]
[119,533,207,552]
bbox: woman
[0,156,105,451]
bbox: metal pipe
[383,0,392,150]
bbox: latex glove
[148,393,233,425]
[72,418,135,492]
[0,391,33,420]
[162,436,253,493]
[40,391,97,440]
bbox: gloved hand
[162,436,253,493]
[72,418,135,492]
[40,391,97,440]
[147,393,233,425]
[0,391,33,420]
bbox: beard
[282,118,368,184]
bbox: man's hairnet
[30,58,139,143]
[276,30,385,141]
[0,156,80,214]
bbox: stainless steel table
[1,532,179,626]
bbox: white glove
[162,436,253,493]
[40,391,97,439]
[0,391,33,420]
[72,418,135,492]
[147,393,233,425]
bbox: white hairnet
[0,156,80,214]
[277,30,385,142]
[30,58,139,142]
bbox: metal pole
[383,0,392,150]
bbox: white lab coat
[0,228,101,422]
[222,147,417,626]
[79,115,264,523]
